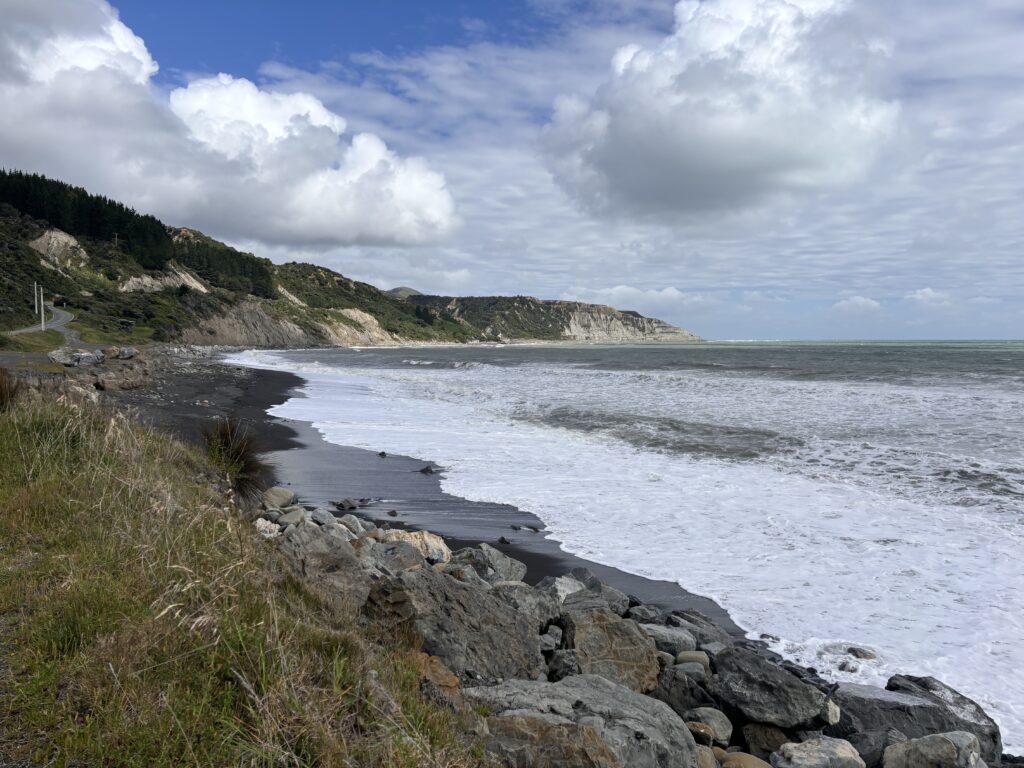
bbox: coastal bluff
[255,484,1009,768]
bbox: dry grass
[0,401,485,767]
[0,368,19,411]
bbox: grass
[0,328,64,352]
[201,415,269,501]
[0,401,486,767]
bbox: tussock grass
[201,415,269,501]
[0,368,19,411]
[0,328,64,352]
[0,401,485,767]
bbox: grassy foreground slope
[0,396,482,767]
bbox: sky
[1,0,1022,339]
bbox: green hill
[0,170,697,347]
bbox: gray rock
[827,683,1000,764]
[848,730,909,768]
[642,623,698,655]
[337,513,367,535]
[324,524,356,543]
[491,580,561,632]
[540,632,560,653]
[685,707,733,747]
[310,508,337,527]
[677,650,712,676]
[547,649,582,681]
[885,676,1001,764]
[118,346,138,359]
[702,641,731,657]
[883,732,982,768]
[560,606,660,692]
[276,508,306,527]
[771,737,865,768]
[368,565,544,681]
[49,348,105,367]
[651,662,717,716]
[258,508,282,524]
[440,562,492,589]
[262,485,297,509]
[450,543,527,584]
[566,567,630,615]
[544,624,563,646]
[333,498,358,511]
[464,674,700,768]
[278,520,372,614]
[668,610,734,647]
[676,662,709,682]
[712,647,831,730]
[535,574,587,603]
[627,605,665,623]
[356,539,425,575]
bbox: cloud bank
[0,0,456,247]
[543,0,899,217]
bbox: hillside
[0,171,698,347]
[408,294,699,342]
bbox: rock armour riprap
[247,498,1009,768]
[464,674,700,768]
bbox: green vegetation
[0,368,18,411]
[410,295,575,340]
[0,396,483,767]
[172,228,276,297]
[0,328,64,352]
[276,263,479,342]
[0,170,172,268]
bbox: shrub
[0,367,20,411]
[200,415,268,500]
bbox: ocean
[230,341,1024,749]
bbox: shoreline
[109,350,742,634]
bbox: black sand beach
[112,351,743,635]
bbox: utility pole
[113,232,118,249]
[33,280,38,314]
[39,285,45,331]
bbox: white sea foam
[229,348,1024,750]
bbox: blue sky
[1,0,1022,339]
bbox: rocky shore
[253,482,1011,768]
[7,346,1016,767]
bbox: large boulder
[564,567,631,616]
[464,674,700,768]
[669,610,734,647]
[827,683,1000,764]
[368,566,544,681]
[883,732,983,768]
[652,663,718,716]
[380,529,451,564]
[450,543,527,583]
[491,581,561,632]
[770,737,866,768]
[278,520,373,615]
[885,676,1001,764]
[536,574,587,603]
[711,647,832,730]
[560,607,661,692]
[262,485,297,509]
[642,623,698,656]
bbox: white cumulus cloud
[0,0,456,248]
[904,287,951,307]
[543,0,899,217]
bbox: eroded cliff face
[423,296,699,343]
[119,263,209,294]
[561,306,699,343]
[177,300,401,348]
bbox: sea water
[229,342,1024,750]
